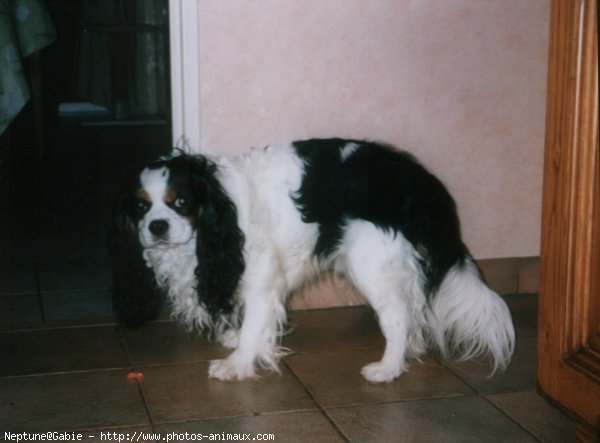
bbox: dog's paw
[361,361,404,383]
[217,329,239,349]
[208,357,255,381]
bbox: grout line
[135,378,156,432]
[0,319,118,333]
[433,355,546,442]
[283,360,350,442]
[0,366,135,380]
[117,326,137,369]
[149,408,322,428]
[117,327,157,430]
[483,393,544,442]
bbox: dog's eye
[174,197,187,208]
[135,200,150,213]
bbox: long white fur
[429,258,515,373]
[138,144,514,382]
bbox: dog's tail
[427,257,515,373]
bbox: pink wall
[196,0,550,259]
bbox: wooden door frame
[538,0,599,438]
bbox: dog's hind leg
[339,221,427,383]
[360,295,411,383]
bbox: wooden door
[538,0,599,441]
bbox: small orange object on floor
[126,371,144,381]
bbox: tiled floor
[0,258,113,326]
[0,293,576,442]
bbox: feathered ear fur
[190,156,245,318]
[108,192,163,329]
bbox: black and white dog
[110,138,514,382]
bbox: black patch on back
[293,138,468,297]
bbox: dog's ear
[191,158,245,318]
[108,191,163,329]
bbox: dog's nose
[149,219,169,237]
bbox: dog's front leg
[208,254,288,381]
[208,295,285,380]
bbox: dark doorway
[0,0,172,324]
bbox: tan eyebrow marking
[164,188,177,202]
[135,189,150,201]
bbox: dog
[109,138,514,382]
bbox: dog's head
[109,152,245,328]
[120,154,212,248]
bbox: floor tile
[327,396,538,443]
[488,390,575,443]
[36,260,111,293]
[513,317,537,339]
[504,293,538,328]
[121,321,229,366]
[286,348,473,408]
[0,260,37,295]
[0,293,42,326]
[0,298,569,441]
[0,370,149,432]
[139,362,317,423]
[0,325,130,376]
[284,306,384,353]
[42,289,112,322]
[156,411,346,443]
[446,337,537,395]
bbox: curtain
[74,0,168,117]
[0,0,56,135]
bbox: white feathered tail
[428,258,515,373]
